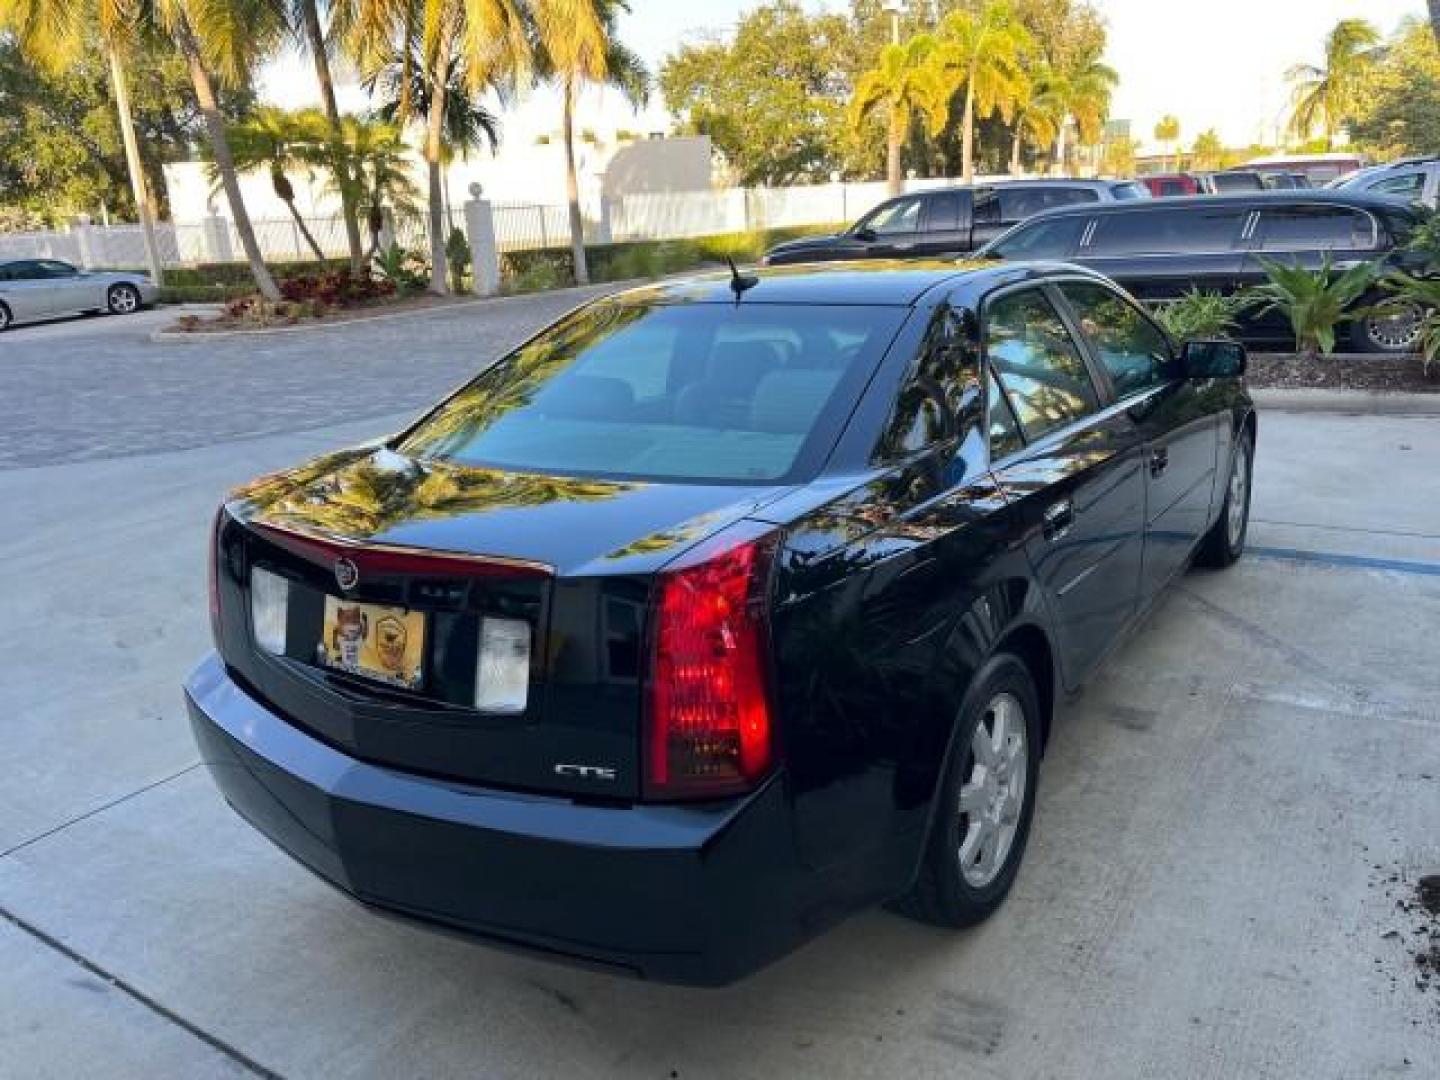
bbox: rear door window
[1108,182,1149,200]
[980,186,1099,225]
[923,192,962,232]
[1058,281,1178,398]
[1256,206,1375,251]
[983,288,1100,442]
[395,302,908,484]
[1086,207,1245,255]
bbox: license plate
[319,596,426,690]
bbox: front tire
[0,301,10,332]
[1196,429,1253,568]
[894,653,1042,928]
[107,283,141,315]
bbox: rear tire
[1196,429,1253,568]
[1352,300,1424,354]
[107,283,141,315]
[0,301,10,332]
[893,653,1042,928]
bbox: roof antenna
[725,256,759,305]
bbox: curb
[147,280,631,343]
[1251,388,1440,416]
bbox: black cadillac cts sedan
[186,260,1255,985]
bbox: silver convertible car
[0,258,158,331]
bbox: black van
[762,179,1149,265]
[980,191,1427,352]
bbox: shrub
[278,269,396,308]
[373,243,429,295]
[1379,271,1440,376]
[1250,256,1379,357]
[1151,288,1254,341]
[446,228,472,292]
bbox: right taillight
[644,525,780,801]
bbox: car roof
[1014,189,1419,220]
[602,259,1078,308]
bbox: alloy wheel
[0,305,9,331]
[110,285,139,314]
[957,692,1029,888]
[1365,303,1423,352]
[1227,441,1250,549]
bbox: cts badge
[334,556,360,591]
[553,763,618,782]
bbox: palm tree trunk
[106,45,164,285]
[1009,123,1023,176]
[282,193,328,261]
[1430,0,1440,47]
[886,101,904,196]
[175,21,278,301]
[961,80,977,183]
[424,50,451,296]
[562,79,589,286]
[299,0,363,274]
[1053,120,1068,174]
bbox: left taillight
[644,524,780,801]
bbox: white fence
[0,175,1014,269]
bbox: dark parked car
[979,191,1427,352]
[187,260,1255,985]
[763,179,1150,265]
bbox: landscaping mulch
[166,293,472,335]
[1248,352,1439,393]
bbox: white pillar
[464,196,501,297]
[73,216,97,269]
[596,196,615,245]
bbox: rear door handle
[1042,498,1075,541]
[1150,446,1169,477]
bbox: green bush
[1151,288,1254,341]
[446,227,472,292]
[158,283,253,304]
[1251,256,1379,357]
[1379,270,1440,375]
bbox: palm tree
[365,36,502,234]
[935,1,1031,182]
[1191,128,1223,171]
[1287,18,1381,150]
[1154,114,1180,171]
[321,115,422,258]
[0,0,165,284]
[531,0,650,287]
[850,34,949,196]
[346,0,528,295]
[1043,50,1117,173]
[291,0,366,272]
[215,107,331,262]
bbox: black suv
[980,191,1426,353]
[763,179,1150,265]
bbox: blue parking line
[1250,546,1440,578]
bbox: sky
[258,0,1428,154]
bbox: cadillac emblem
[334,556,360,592]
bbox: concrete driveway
[2,301,1438,1078]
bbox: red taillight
[645,526,779,801]
[208,507,224,649]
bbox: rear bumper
[184,653,821,985]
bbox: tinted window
[396,303,908,483]
[1256,206,1374,251]
[1109,182,1149,200]
[986,216,1088,260]
[1368,173,1426,200]
[36,260,77,277]
[978,186,1099,225]
[863,197,922,235]
[5,260,41,280]
[1059,281,1177,398]
[1086,207,1245,255]
[984,288,1099,441]
[878,308,979,459]
[1157,179,1190,197]
[1210,172,1264,192]
[924,192,962,232]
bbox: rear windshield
[395,302,908,483]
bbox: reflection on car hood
[767,233,843,253]
[229,445,793,576]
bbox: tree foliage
[1348,18,1440,159]
[0,31,252,225]
[1287,18,1381,149]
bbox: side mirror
[853,227,878,243]
[1181,339,1247,379]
